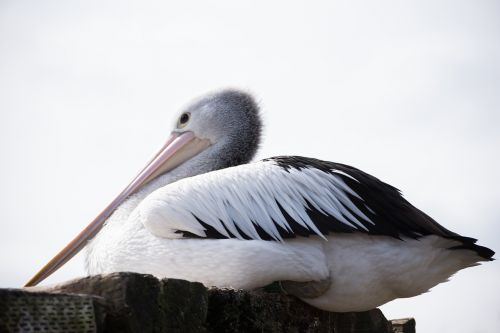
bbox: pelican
[25,90,494,312]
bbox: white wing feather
[134,160,371,240]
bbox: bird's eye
[178,112,190,128]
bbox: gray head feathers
[184,89,262,167]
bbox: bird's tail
[447,235,495,261]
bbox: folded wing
[134,156,467,244]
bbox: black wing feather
[180,155,494,261]
[267,156,494,260]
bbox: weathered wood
[391,318,416,333]
[207,288,392,333]
[1,273,416,332]
[32,273,208,332]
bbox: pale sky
[1,1,499,332]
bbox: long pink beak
[24,131,209,287]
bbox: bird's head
[171,89,262,166]
[175,90,260,141]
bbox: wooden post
[1,273,416,332]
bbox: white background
[1,1,499,332]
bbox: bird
[25,89,494,312]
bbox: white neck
[85,141,229,272]
[106,140,232,225]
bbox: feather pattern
[136,155,483,246]
[134,155,492,260]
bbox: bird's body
[27,89,494,312]
[86,156,492,312]
[87,217,482,312]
